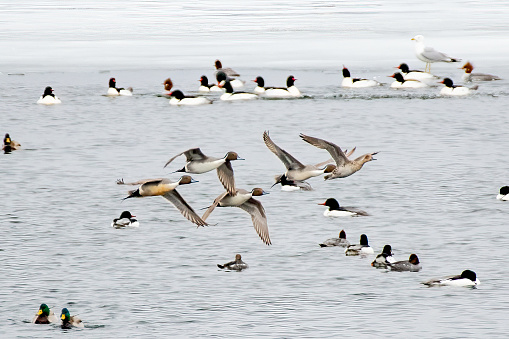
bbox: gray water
[2,1,509,338]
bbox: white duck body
[37,95,61,105]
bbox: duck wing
[238,198,271,245]
[201,191,230,221]
[162,189,208,227]
[117,178,165,186]
[263,131,304,169]
[216,161,236,195]
[163,148,206,168]
[299,134,348,167]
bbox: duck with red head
[214,59,240,77]
[460,61,501,82]
[107,77,133,96]
[319,229,350,247]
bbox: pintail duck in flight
[117,175,208,227]
[163,148,243,196]
[299,133,377,180]
[202,188,271,245]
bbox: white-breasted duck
[163,148,243,196]
[422,270,480,287]
[341,66,380,88]
[396,63,437,80]
[117,176,207,227]
[107,78,133,96]
[169,90,212,106]
[345,234,374,256]
[440,78,476,96]
[497,186,509,201]
[112,211,139,228]
[371,245,396,268]
[202,188,271,245]
[319,229,350,247]
[389,72,428,88]
[199,75,222,92]
[219,79,257,101]
[37,86,61,105]
[318,198,368,217]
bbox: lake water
[1,1,509,337]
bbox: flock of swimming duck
[5,34,506,329]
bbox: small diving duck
[497,186,509,201]
[396,63,437,81]
[422,270,480,287]
[37,86,61,105]
[60,308,84,329]
[214,59,240,77]
[219,79,257,101]
[107,78,133,96]
[319,229,350,247]
[440,78,476,96]
[169,90,212,106]
[163,78,173,93]
[112,211,139,228]
[199,75,222,92]
[388,254,422,272]
[341,66,380,88]
[389,72,428,88]
[217,254,248,271]
[371,245,395,268]
[32,303,58,324]
[345,234,374,256]
[460,62,501,82]
[216,71,244,89]
[3,133,21,153]
[318,198,368,217]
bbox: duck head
[500,186,509,195]
[163,78,173,91]
[342,66,351,78]
[235,254,242,261]
[109,78,116,88]
[119,211,135,219]
[199,76,209,86]
[461,269,477,282]
[360,234,369,246]
[382,245,393,256]
[224,151,244,161]
[440,78,454,87]
[397,63,410,73]
[216,71,227,83]
[178,175,198,185]
[460,62,474,74]
[251,187,269,196]
[409,254,420,265]
[318,198,340,210]
[4,133,11,145]
[169,90,185,100]
[389,72,405,83]
[286,75,297,87]
[60,308,70,322]
[339,230,346,239]
[123,189,141,200]
[38,304,50,316]
[253,76,264,87]
[215,59,223,70]
[43,86,54,96]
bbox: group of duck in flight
[34,35,502,106]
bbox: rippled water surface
[2,1,509,337]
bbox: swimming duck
[422,270,480,287]
[341,66,380,87]
[275,174,313,191]
[411,35,461,72]
[371,245,395,268]
[163,148,243,196]
[345,234,374,256]
[107,78,133,96]
[163,78,173,93]
[112,211,139,228]
[32,304,58,324]
[319,229,350,247]
[37,86,61,105]
[318,198,368,217]
[389,72,428,88]
[60,308,84,329]
[216,71,245,89]
[497,186,509,201]
[202,188,271,245]
[299,133,377,180]
[460,62,501,82]
[440,78,476,96]
[396,63,437,80]
[3,133,21,153]
[168,90,212,106]
[388,254,422,272]
[214,59,240,77]
[117,176,207,227]
[217,254,248,271]
[219,79,255,100]
[253,76,301,97]
[199,75,222,92]
[263,131,335,182]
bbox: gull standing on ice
[411,35,460,72]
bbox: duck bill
[318,202,326,206]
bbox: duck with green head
[60,308,84,329]
[32,303,58,324]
